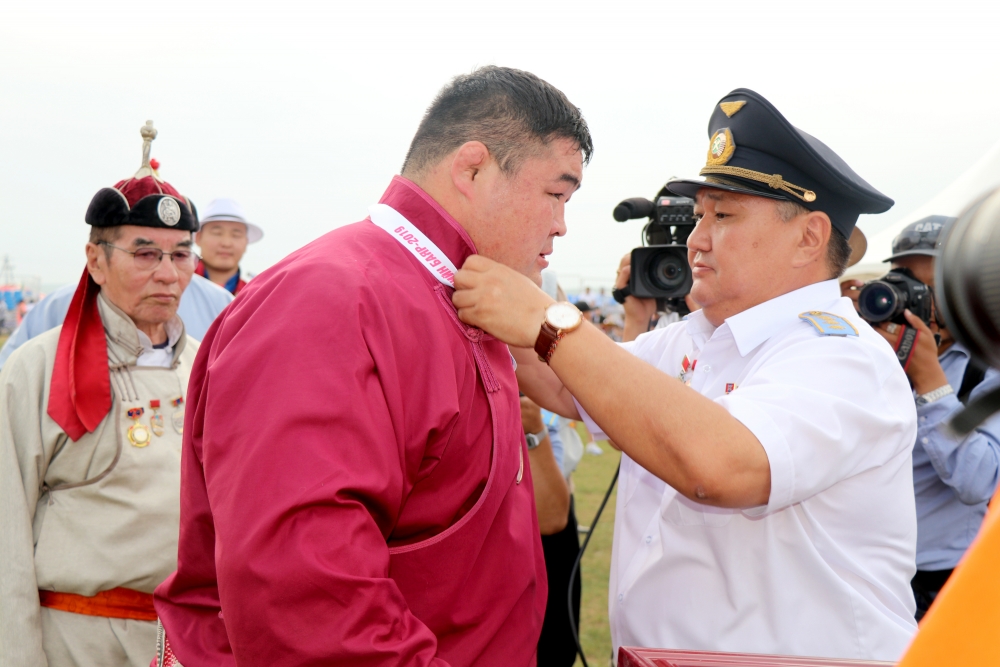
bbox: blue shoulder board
[798,311,859,337]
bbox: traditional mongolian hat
[48,122,196,441]
[667,89,894,266]
[85,121,198,232]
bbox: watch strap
[917,384,955,405]
[534,321,561,362]
[525,428,548,450]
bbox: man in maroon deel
[153,66,593,666]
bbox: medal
[149,399,165,437]
[678,356,697,385]
[170,396,185,435]
[127,407,151,447]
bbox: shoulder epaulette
[798,311,859,337]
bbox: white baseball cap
[198,198,263,243]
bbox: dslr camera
[857,268,934,326]
[613,186,696,312]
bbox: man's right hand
[617,253,656,342]
[840,279,863,313]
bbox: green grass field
[570,432,621,667]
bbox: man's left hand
[874,309,948,395]
[453,255,555,348]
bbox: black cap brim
[666,177,791,203]
[883,248,938,263]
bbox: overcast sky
[2,1,999,291]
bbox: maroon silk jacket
[154,177,547,666]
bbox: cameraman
[844,217,1000,620]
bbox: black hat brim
[883,249,938,263]
[666,177,792,203]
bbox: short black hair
[402,66,593,176]
[89,225,123,260]
[827,228,853,278]
[775,200,852,278]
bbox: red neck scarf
[47,269,112,441]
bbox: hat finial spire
[134,120,161,181]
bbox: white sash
[368,204,458,288]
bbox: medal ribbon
[368,204,458,288]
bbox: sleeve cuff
[916,393,961,423]
[722,397,795,516]
[573,397,609,441]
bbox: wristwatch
[525,428,548,450]
[916,384,955,405]
[534,302,584,364]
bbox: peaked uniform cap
[667,88,894,244]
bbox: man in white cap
[194,198,263,294]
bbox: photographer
[453,88,919,661]
[844,217,1000,620]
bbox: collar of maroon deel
[47,268,112,441]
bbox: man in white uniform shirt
[451,89,918,661]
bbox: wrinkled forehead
[116,224,193,247]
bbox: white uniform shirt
[580,280,919,661]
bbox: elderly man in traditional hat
[454,89,919,661]
[194,198,263,294]
[0,122,200,667]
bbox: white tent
[847,139,1000,280]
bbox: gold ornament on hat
[700,122,818,203]
[719,101,746,117]
[706,128,737,166]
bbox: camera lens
[648,251,689,292]
[937,186,1000,368]
[858,281,902,323]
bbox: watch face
[546,302,582,329]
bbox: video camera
[613,186,696,313]
[858,268,934,327]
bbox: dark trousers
[537,496,582,667]
[911,568,953,621]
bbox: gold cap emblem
[719,101,746,117]
[706,128,736,166]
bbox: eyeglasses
[99,243,199,271]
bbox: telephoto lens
[936,186,1000,434]
[937,187,1000,368]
